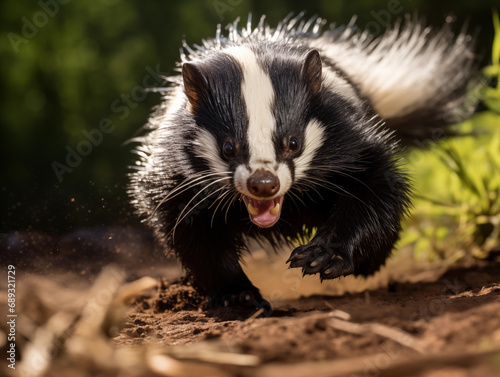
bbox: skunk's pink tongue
[245,197,283,228]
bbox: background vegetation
[0,0,497,255]
[401,12,500,262]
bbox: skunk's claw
[287,243,354,279]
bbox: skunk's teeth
[248,202,259,215]
[270,202,280,216]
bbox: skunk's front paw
[286,242,354,279]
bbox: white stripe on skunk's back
[224,46,277,167]
[310,20,476,120]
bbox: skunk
[129,14,478,308]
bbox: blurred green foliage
[400,11,500,261]
[0,0,496,235]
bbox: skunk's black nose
[247,169,280,197]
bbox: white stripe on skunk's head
[182,45,325,228]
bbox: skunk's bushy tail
[311,15,480,145]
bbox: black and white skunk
[129,14,478,307]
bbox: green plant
[400,11,500,262]
[482,10,500,113]
[288,224,317,246]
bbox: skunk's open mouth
[242,196,284,228]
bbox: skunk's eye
[288,137,300,153]
[222,140,235,158]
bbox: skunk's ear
[182,62,209,112]
[300,49,322,95]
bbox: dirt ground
[1,230,500,377]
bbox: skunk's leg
[173,225,268,308]
[287,200,397,279]
[287,168,410,279]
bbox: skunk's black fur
[129,14,478,308]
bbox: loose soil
[1,230,500,376]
